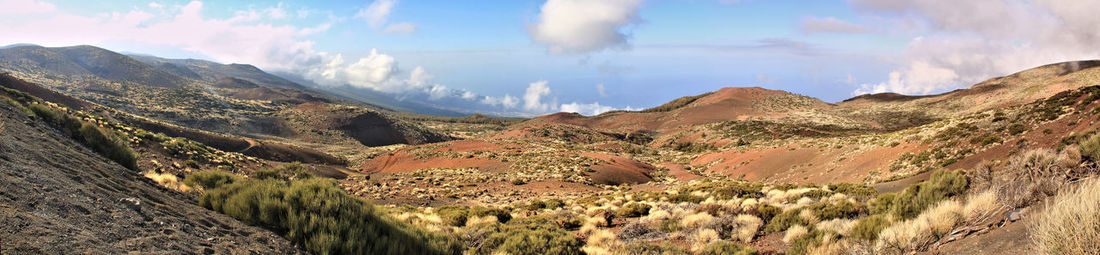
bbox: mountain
[0,45,191,88]
[129,55,306,90]
[0,45,453,152]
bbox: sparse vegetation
[198,172,461,255]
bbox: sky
[1,0,1099,116]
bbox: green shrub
[828,183,878,200]
[437,206,470,227]
[850,214,890,240]
[1007,123,1028,135]
[200,178,461,255]
[869,193,897,215]
[615,203,652,218]
[474,217,581,255]
[890,169,968,220]
[184,170,240,190]
[755,204,783,222]
[525,199,565,211]
[698,240,756,255]
[1081,133,1100,161]
[765,209,808,233]
[670,193,704,203]
[78,123,137,170]
[0,95,32,115]
[786,229,823,255]
[807,200,867,220]
[470,206,511,223]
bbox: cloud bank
[852,0,1100,95]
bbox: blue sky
[1,0,1098,116]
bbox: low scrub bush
[1081,133,1100,162]
[437,206,470,227]
[765,209,809,233]
[889,169,967,220]
[1031,178,1100,254]
[184,170,240,190]
[29,103,137,170]
[697,240,756,255]
[850,214,890,241]
[828,183,878,200]
[807,200,868,221]
[473,217,582,255]
[470,206,511,224]
[78,122,138,170]
[199,177,461,255]
[615,202,652,218]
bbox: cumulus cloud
[800,17,868,33]
[523,80,555,112]
[529,0,644,54]
[596,83,607,97]
[851,0,1100,95]
[483,94,520,109]
[560,102,615,116]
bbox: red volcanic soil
[693,142,925,184]
[579,152,655,185]
[358,140,655,185]
[524,87,826,134]
[362,150,509,174]
[659,162,700,181]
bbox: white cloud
[529,0,644,54]
[355,0,394,27]
[523,80,555,112]
[381,22,418,34]
[461,90,477,100]
[483,94,519,109]
[427,84,449,100]
[800,17,868,33]
[148,2,162,9]
[560,102,616,116]
[596,83,607,97]
[406,66,432,88]
[341,49,400,91]
[852,0,1100,95]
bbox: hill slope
[0,100,301,253]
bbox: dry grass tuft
[734,214,763,242]
[815,218,856,236]
[1032,178,1100,254]
[961,189,1000,225]
[682,212,715,229]
[876,199,963,252]
[143,171,192,192]
[783,224,809,243]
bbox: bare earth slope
[0,102,301,254]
